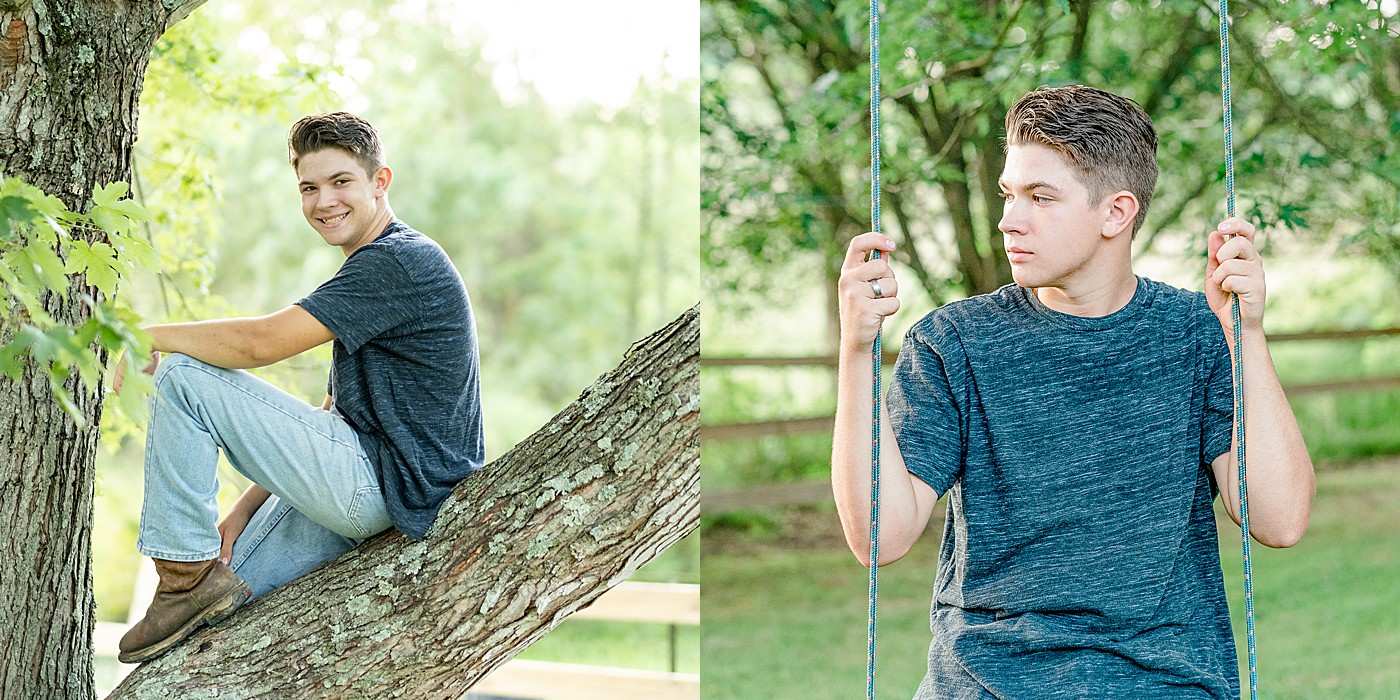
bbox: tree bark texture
[107,307,699,700]
[0,2,206,698]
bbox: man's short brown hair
[288,112,386,178]
[1004,85,1158,235]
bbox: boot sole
[117,580,252,664]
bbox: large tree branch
[1064,0,1092,82]
[883,180,948,308]
[1139,11,1212,120]
[159,0,211,34]
[108,307,700,700]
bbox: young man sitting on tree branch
[111,112,484,664]
[833,86,1315,698]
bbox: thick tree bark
[0,2,204,698]
[107,307,699,699]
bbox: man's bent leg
[137,352,384,558]
[135,353,234,561]
[230,494,370,599]
[128,353,385,662]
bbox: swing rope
[1218,2,1258,699]
[865,0,882,698]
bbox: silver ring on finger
[870,279,885,299]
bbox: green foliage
[703,0,1400,314]
[0,176,156,428]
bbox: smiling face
[997,143,1136,292]
[297,147,394,256]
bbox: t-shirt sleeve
[297,249,419,354]
[887,323,964,496]
[1201,308,1234,465]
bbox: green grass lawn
[701,465,1400,700]
[1218,466,1400,699]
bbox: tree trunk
[0,2,206,698]
[107,307,699,699]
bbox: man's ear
[374,166,394,196]
[1101,190,1139,239]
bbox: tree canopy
[702,0,1399,346]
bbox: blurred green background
[93,0,699,693]
[701,1,1400,698]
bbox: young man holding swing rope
[833,85,1315,698]
[110,112,484,663]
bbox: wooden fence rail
[702,327,1400,368]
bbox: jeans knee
[153,352,204,387]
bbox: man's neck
[1034,267,1138,318]
[341,206,396,258]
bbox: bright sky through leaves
[456,0,698,107]
[230,0,697,108]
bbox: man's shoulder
[363,221,438,254]
[1138,277,1216,328]
[906,284,1024,344]
[359,222,456,272]
[1140,276,1204,305]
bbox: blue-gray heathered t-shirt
[296,220,484,541]
[887,277,1239,699]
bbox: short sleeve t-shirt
[297,220,484,540]
[887,277,1239,699]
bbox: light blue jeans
[136,353,392,599]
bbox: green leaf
[89,181,151,234]
[91,301,151,356]
[92,181,130,208]
[0,195,35,242]
[65,240,121,295]
[110,368,153,427]
[48,380,86,430]
[29,215,66,245]
[106,198,150,221]
[1278,203,1311,230]
[0,326,41,379]
[110,232,160,272]
[6,240,69,291]
[29,191,73,223]
[88,206,131,236]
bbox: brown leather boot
[117,558,252,664]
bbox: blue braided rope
[867,0,882,698]
[1218,3,1258,699]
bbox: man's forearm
[148,318,269,369]
[832,345,932,566]
[1227,329,1315,546]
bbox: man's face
[297,148,389,253]
[996,143,1114,290]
